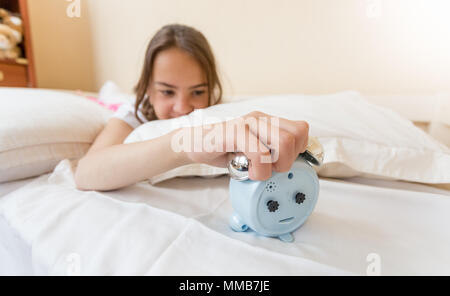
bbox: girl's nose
[173,94,193,116]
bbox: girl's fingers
[188,113,309,180]
[242,111,309,172]
[232,122,272,181]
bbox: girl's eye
[160,90,175,97]
[193,90,206,97]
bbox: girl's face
[147,47,210,119]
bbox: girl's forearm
[74,128,191,191]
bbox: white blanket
[1,160,449,275]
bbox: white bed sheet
[0,176,38,275]
[0,159,449,276]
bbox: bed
[1,161,450,276]
[1,86,449,276]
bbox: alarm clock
[227,137,323,242]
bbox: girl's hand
[176,111,309,181]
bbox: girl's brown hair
[134,24,223,123]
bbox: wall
[27,0,450,97]
[27,0,96,91]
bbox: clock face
[254,166,319,235]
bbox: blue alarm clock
[227,138,323,243]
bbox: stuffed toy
[0,8,23,35]
[0,8,23,60]
[0,23,22,59]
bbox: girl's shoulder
[111,97,148,129]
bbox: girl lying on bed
[74,24,310,191]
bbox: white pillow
[0,88,111,183]
[125,91,450,187]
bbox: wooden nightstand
[0,0,36,87]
